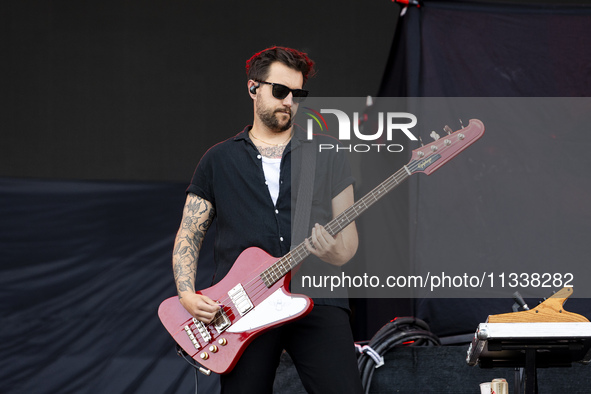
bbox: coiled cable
[356,317,441,393]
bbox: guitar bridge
[184,324,201,349]
[192,317,212,342]
[213,307,231,333]
[228,283,254,316]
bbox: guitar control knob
[200,352,209,360]
[218,338,228,346]
[209,345,219,353]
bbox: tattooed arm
[172,192,219,323]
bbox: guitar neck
[260,118,485,288]
[325,166,410,238]
[260,166,411,287]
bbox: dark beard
[258,107,292,132]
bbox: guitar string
[233,169,410,289]
[201,162,416,331]
[198,134,464,335]
[204,168,407,318]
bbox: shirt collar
[233,126,253,142]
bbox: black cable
[174,345,203,393]
[176,344,199,370]
[357,317,440,394]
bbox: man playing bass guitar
[172,46,363,393]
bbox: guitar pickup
[228,283,254,316]
[213,308,231,333]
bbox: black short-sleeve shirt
[187,125,354,308]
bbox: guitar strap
[291,138,316,249]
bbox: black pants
[220,305,363,394]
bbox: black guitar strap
[291,138,316,249]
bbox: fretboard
[259,165,412,288]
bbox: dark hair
[246,46,316,85]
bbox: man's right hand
[179,292,221,324]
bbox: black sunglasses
[256,80,309,103]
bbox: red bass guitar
[158,119,485,375]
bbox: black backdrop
[378,1,591,336]
[3,1,591,393]
[1,0,397,182]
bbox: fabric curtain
[379,1,591,336]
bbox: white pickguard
[227,288,308,333]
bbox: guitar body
[158,247,313,374]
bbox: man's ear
[248,80,259,97]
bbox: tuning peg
[444,125,453,135]
[459,119,465,129]
[418,136,425,147]
[429,131,440,141]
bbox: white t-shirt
[261,156,282,205]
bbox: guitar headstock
[409,119,485,175]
